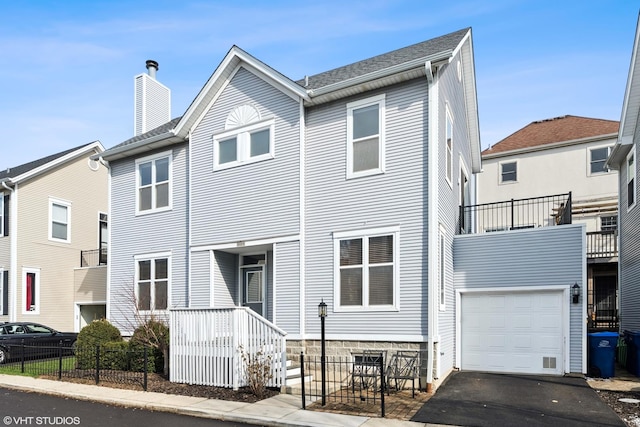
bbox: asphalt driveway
[411,371,625,426]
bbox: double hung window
[49,198,71,242]
[136,254,170,311]
[445,109,453,185]
[346,94,385,179]
[500,161,517,183]
[136,152,172,214]
[589,146,611,175]
[628,148,636,210]
[334,227,398,311]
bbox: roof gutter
[96,131,184,162]
[307,50,453,99]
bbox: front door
[243,267,264,316]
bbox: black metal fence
[80,248,108,267]
[458,192,572,234]
[0,341,149,390]
[299,352,387,417]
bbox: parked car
[0,322,77,363]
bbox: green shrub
[127,341,156,373]
[76,320,123,369]
[130,320,169,374]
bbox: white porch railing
[170,307,287,390]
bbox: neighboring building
[0,142,108,332]
[607,15,640,334]
[478,115,620,331]
[98,27,586,389]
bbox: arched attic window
[213,104,275,170]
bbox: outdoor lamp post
[572,283,581,304]
[318,299,327,406]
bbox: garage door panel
[461,290,564,375]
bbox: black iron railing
[80,248,107,267]
[0,341,149,390]
[458,192,572,234]
[587,230,618,258]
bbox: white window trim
[628,146,636,212]
[499,160,518,184]
[0,268,5,316]
[333,225,399,312]
[135,150,173,216]
[445,106,453,188]
[346,94,386,179]
[213,118,275,171]
[439,225,446,311]
[0,195,3,237]
[22,267,40,315]
[587,144,612,176]
[48,197,71,243]
[134,251,171,313]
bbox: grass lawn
[0,356,76,377]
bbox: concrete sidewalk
[0,374,444,427]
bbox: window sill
[346,169,385,180]
[214,154,274,171]
[333,305,398,313]
[135,206,173,217]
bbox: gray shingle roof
[108,117,182,152]
[0,142,97,181]
[296,27,469,90]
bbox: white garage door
[461,290,564,375]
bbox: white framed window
[213,118,275,170]
[445,107,453,186]
[1,193,7,237]
[500,161,517,183]
[136,151,172,215]
[0,269,7,316]
[600,215,617,232]
[135,252,170,312]
[589,145,612,175]
[49,198,71,243]
[439,225,446,311]
[22,268,40,315]
[333,226,399,312]
[346,94,385,179]
[628,147,636,211]
[0,195,3,237]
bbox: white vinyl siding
[628,147,636,211]
[49,198,71,243]
[439,227,446,310]
[346,94,385,179]
[136,151,172,215]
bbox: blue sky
[0,1,637,169]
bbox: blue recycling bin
[624,331,640,376]
[588,332,618,378]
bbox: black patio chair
[351,350,386,394]
[385,350,420,397]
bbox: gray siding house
[608,15,640,333]
[99,27,585,388]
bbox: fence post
[143,347,148,391]
[20,339,25,373]
[95,345,100,385]
[380,354,385,418]
[510,198,515,230]
[58,340,63,380]
[300,352,306,410]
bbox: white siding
[305,79,429,339]
[189,67,301,246]
[453,225,585,373]
[109,144,189,333]
[274,241,300,335]
[213,250,237,308]
[190,250,210,307]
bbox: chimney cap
[146,60,159,70]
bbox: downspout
[95,157,112,322]
[299,98,306,339]
[2,180,17,322]
[425,60,439,390]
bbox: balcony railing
[458,192,572,235]
[587,230,618,259]
[80,248,107,267]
